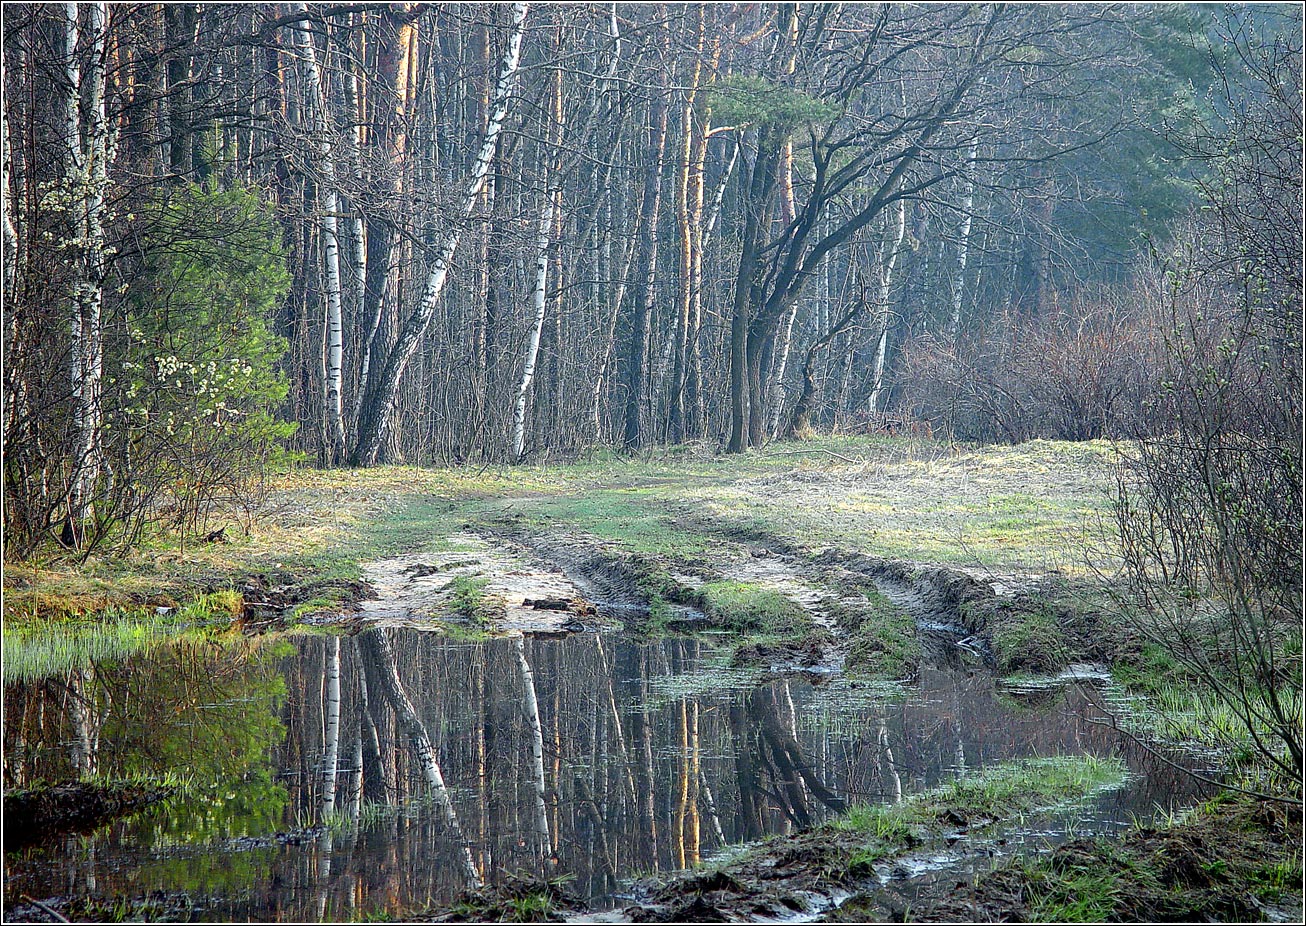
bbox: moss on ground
[909,793,1302,922]
[831,587,920,679]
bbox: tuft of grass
[837,587,920,679]
[697,580,808,634]
[824,755,1127,881]
[448,575,501,624]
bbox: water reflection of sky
[3,629,1205,922]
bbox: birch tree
[290,3,347,464]
[351,2,528,466]
[64,1,109,548]
[867,198,909,414]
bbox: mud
[417,876,587,923]
[237,573,374,631]
[3,781,173,850]
[904,796,1303,923]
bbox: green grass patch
[697,580,808,634]
[823,755,1127,881]
[448,575,502,624]
[966,793,1299,922]
[2,592,243,683]
[836,587,920,679]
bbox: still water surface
[3,628,1202,921]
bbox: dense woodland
[1,3,1300,556]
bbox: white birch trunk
[66,3,108,541]
[319,635,341,818]
[2,91,17,299]
[767,304,798,437]
[67,666,100,778]
[513,636,553,860]
[512,191,556,462]
[868,198,908,414]
[948,137,979,338]
[351,2,528,466]
[356,628,481,887]
[291,5,347,463]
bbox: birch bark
[351,2,528,466]
[512,636,553,860]
[948,137,980,338]
[65,2,109,546]
[868,198,909,413]
[356,628,481,887]
[512,192,556,462]
[291,5,347,463]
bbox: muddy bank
[897,795,1302,923]
[4,781,173,850]
[615,756,1126,924]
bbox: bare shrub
[900,293,1161,443]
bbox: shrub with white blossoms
[104,183,296,536]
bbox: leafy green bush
[108,183,295,540]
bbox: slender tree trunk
[351,2,528,466]
[512,192,556,462]
[355,628,481,887]
[513,636,552,860]
[667,8,705,443]
[319,635,342,817]
[65,2,108,547]
[868,198,909,413]
[948,137,979,339]
[621,65,669,453]
[291,5,347,463]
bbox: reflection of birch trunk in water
[345,732,363,825]
[633,648,659,867]
[751,688,847,815]
[594,636,638,811]
[512,636,552,860]
[877,714,902,803]
[320,636,342,818]
[675,697,689,868]
[699,768,726,846]
[65,667,100,777]
[356,628,481,888]
[313,829,333,920]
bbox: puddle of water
[3,630,1207,922]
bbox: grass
[5,436,1119,660]
[964,792,1301,922]
[448,575,502,624]
[824,755,1127,879]
[697,580,809,633]
[836,587,920,678]
[2,592,244,683]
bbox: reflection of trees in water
[4,631,1209,920]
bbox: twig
[762,447,866,465]
[1082,695,1302,806]
[22,897,70,924]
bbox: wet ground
[2,537,1215,922]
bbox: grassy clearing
[5,436,1117,656]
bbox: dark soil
[416,876,586,922]
[897,795,1303,923]
[4,781,173,850]
[237,573,374,631]
[731,631,835,672]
